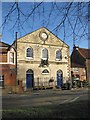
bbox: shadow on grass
[2,100,89,119]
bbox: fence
[33,77,69,89]
[33,77,55,88]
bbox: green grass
[3,106,54,118]
[2,100,88,119]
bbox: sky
[1,1,89,53]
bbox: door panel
[26,74,33,88]
[57,72,62,87]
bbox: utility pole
[0,34,2,41]
[88,1,90,83]
[15,32,18,81]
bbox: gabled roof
[0,41,10,47]
[12,27,69,47]
[70,46,88,68]
[78,48,90,59]
[0,41,10,53]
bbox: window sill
[9,62,15,64]
[42,73,49,75]
[26,57,34,60]
[56,59,62,61]
[42,58,48,60]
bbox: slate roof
[0,41,10,53]
[0,41,10,47]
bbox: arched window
[56,50,62,60]
[26,47,33,58]
[42,48,48,60]
[42,69,49,74]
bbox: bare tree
[1,1,89,48]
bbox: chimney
[73,45,79,50]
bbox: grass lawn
[2,100,89,119]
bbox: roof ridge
[0,41,10,46]
[13,27,69,47]
[79,47,90,50]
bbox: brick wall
[0,64,16,87]
[0,53,7,62]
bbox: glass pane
[10,52,14,63]
[42,48,48,59]
[27,48,33,57]
[56,50,62,60]
[42,69,49,73]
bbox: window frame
[10,52,14,64]
[0,75,4,88]
[42,48,48,60]
[56,49,62,61]
[42,69,49,74]
[73,68,79,72]
[26,47,33,59]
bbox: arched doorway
[57,70,63,88]
[26,69,34,88]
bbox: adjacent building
[0,41,16,91]
[13,27,71,90]
[71,45,90,85]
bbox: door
[57,70,63,88]
[26,69,34,88]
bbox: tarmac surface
[1,88,89,119]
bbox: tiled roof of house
[70,46,89,68]
[78,48,90,59]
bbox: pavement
[1,87,88,96]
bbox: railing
[33,77,70,89]
[33,77,55,88]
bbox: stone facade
[15,27,71,90]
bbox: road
[2,88,89,109]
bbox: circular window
[39,31,48,41]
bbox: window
[42,69,49,74]
[83,69,86,74]
[26,48,33,58]
[10,52,14,63]
[42,48,48,60]
[56,50,62,60]
[73,68,78,72]
[0,75,4,87]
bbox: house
[13,27,71,90]
[0,41,16,92]
[71,45,90,87]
